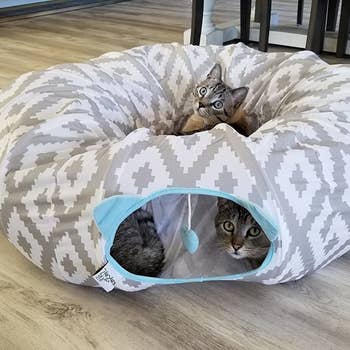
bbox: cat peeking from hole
[215,198,271,269]
[179,63,259,137]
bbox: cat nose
[232,244,242,251]
[198,102,205,109]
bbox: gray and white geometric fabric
[0,43,350,291]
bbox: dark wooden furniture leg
[297,0,304,25]
[306,0,328,54]
[336,0,350,57]
[259,0,272,52]
[326,0,340,31]
[240,0,252,43]
[254,0,262,22]
[190,0,204,45]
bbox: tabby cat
[110,208,165,277]
[179,63,259,136]
[215,198,271,269]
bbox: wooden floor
[0,1,349,349]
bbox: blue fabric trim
[94,195,142,240]
[93,187,279,285]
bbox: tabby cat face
[193,63,248,126]
[215,198,270,261]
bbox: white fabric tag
[92,263,119,292]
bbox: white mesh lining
[144,194,251,279]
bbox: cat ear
[229,87,249,109]
[207,63,222,80]
[223,87,249,119]
[217,197,229,208]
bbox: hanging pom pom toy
[181,194,199,254]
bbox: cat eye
[213,101,223,110]
[222,221,235,232]
[247,227,261,237]
[198,87,207,96]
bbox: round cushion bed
[0,43,349,291]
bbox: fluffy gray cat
[215,198,271,269]
[179,63,259,136]
[110,208,165,277]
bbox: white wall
[0,1,49,8]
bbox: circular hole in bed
[109,193,272,280]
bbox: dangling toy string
[181,192,199,254]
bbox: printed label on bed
[92,263,119,292]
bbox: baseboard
[0,0,125,18]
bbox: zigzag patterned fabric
[0,43,350,291]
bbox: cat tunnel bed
[0,43,350,291]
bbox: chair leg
[190,0,204,45]
[254,0,262,22]
[240,0,252,43]
[336,0,350,57]
[326,0,340,31]
[259,0,272,52]
[297,0,304,25]
[306,0,328,54]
